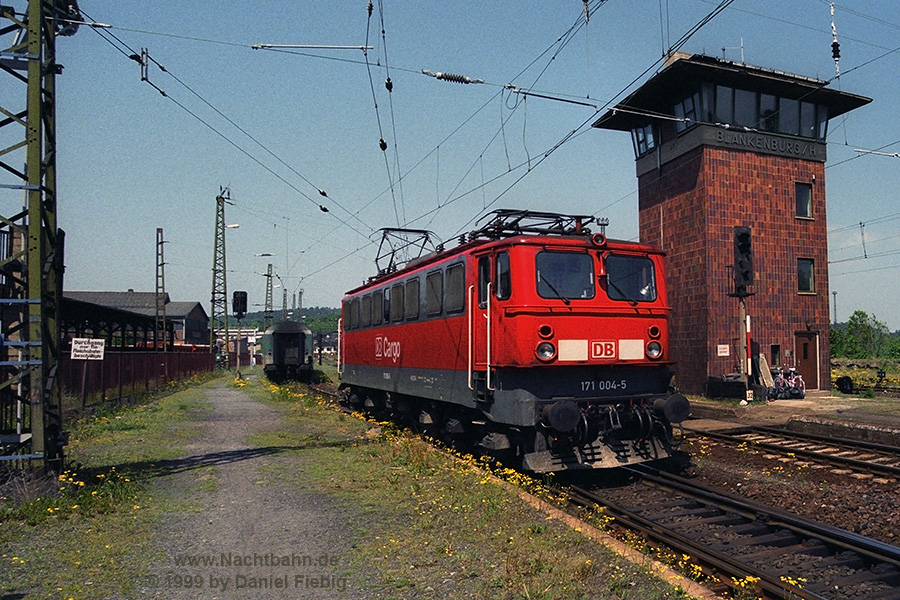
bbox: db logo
[591,340,616,359]
[375,336,401,363]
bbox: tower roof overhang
[593,52,871,132]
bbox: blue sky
[3,1,899,327]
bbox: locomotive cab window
[496,252,510,300]
[604,255,657,302]
[477,256,491,307]
[536,251,594,301]
[382,287,391,323]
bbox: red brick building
[593,53,870,395]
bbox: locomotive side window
[605,255,657,302]
[496,252,510,300]
[477,256,491,307]
[425,271,443,316]
[445,263,465,313]
[348,298,360,329]
[536,251,595,301]
[383,287,391,323]
[372,290,383,325]
[405,278,420,320]
[361,295,372,327]
[390,283,404,322]
[404,279,419,321]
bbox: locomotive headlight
[646,341,663,359]
[535,342,556,361]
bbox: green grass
[0,373,227,600]
[2,375,696,600]
[254,382,693,600]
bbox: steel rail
[568,464,900,600]
[689,427,900,479]
[566,483,828,600]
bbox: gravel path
[141,380,355,599]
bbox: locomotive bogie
[339,212,689,471]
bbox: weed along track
[309,378,900,599]
[687,425,900,479]
[569,465,900,600]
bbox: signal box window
[536,251,594,301]
[496,252,510,300]
[405,279,419,320]
[605,255,657,302]
[795,182,813,218]
[372,290,383,325]
[445,263,465,313]
[425,271,443,316]
[798,258,815,293]
[361,295,372,327]
[390,283,404,322]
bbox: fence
[59,350,216,403]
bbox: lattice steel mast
[155,227,167,350]
[0,0,79,468]
[210,188,230,366]
[263,263,274,330]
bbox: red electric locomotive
[338,210,689,472]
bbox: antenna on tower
[830,3,841,78]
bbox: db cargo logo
[590,340,617,359]
[375,336,401,363]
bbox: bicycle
[767,367,805,399]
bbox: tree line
[831,310,900,359]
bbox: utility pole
[263,264,274,330]
[0,1,80,468]
[155,228,167,350]
[211,188,231,367]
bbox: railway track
[685,425,900,479]
[569,465,900,600]
[305,383,900,597]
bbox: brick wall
[639,145,830,394]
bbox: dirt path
[141,380,356,599]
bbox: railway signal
[733,226,753,290]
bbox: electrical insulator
[385,77,393,92]
[379,138,387,152]
[832,41,840,60]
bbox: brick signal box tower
[593,53,870,395]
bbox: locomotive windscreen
[535,251,595,300]
[605,255,657,302]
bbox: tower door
[794,331,819,390]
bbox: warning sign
[71,338,105,360]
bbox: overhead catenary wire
[78,8,375,243]
[69,2,900,296]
